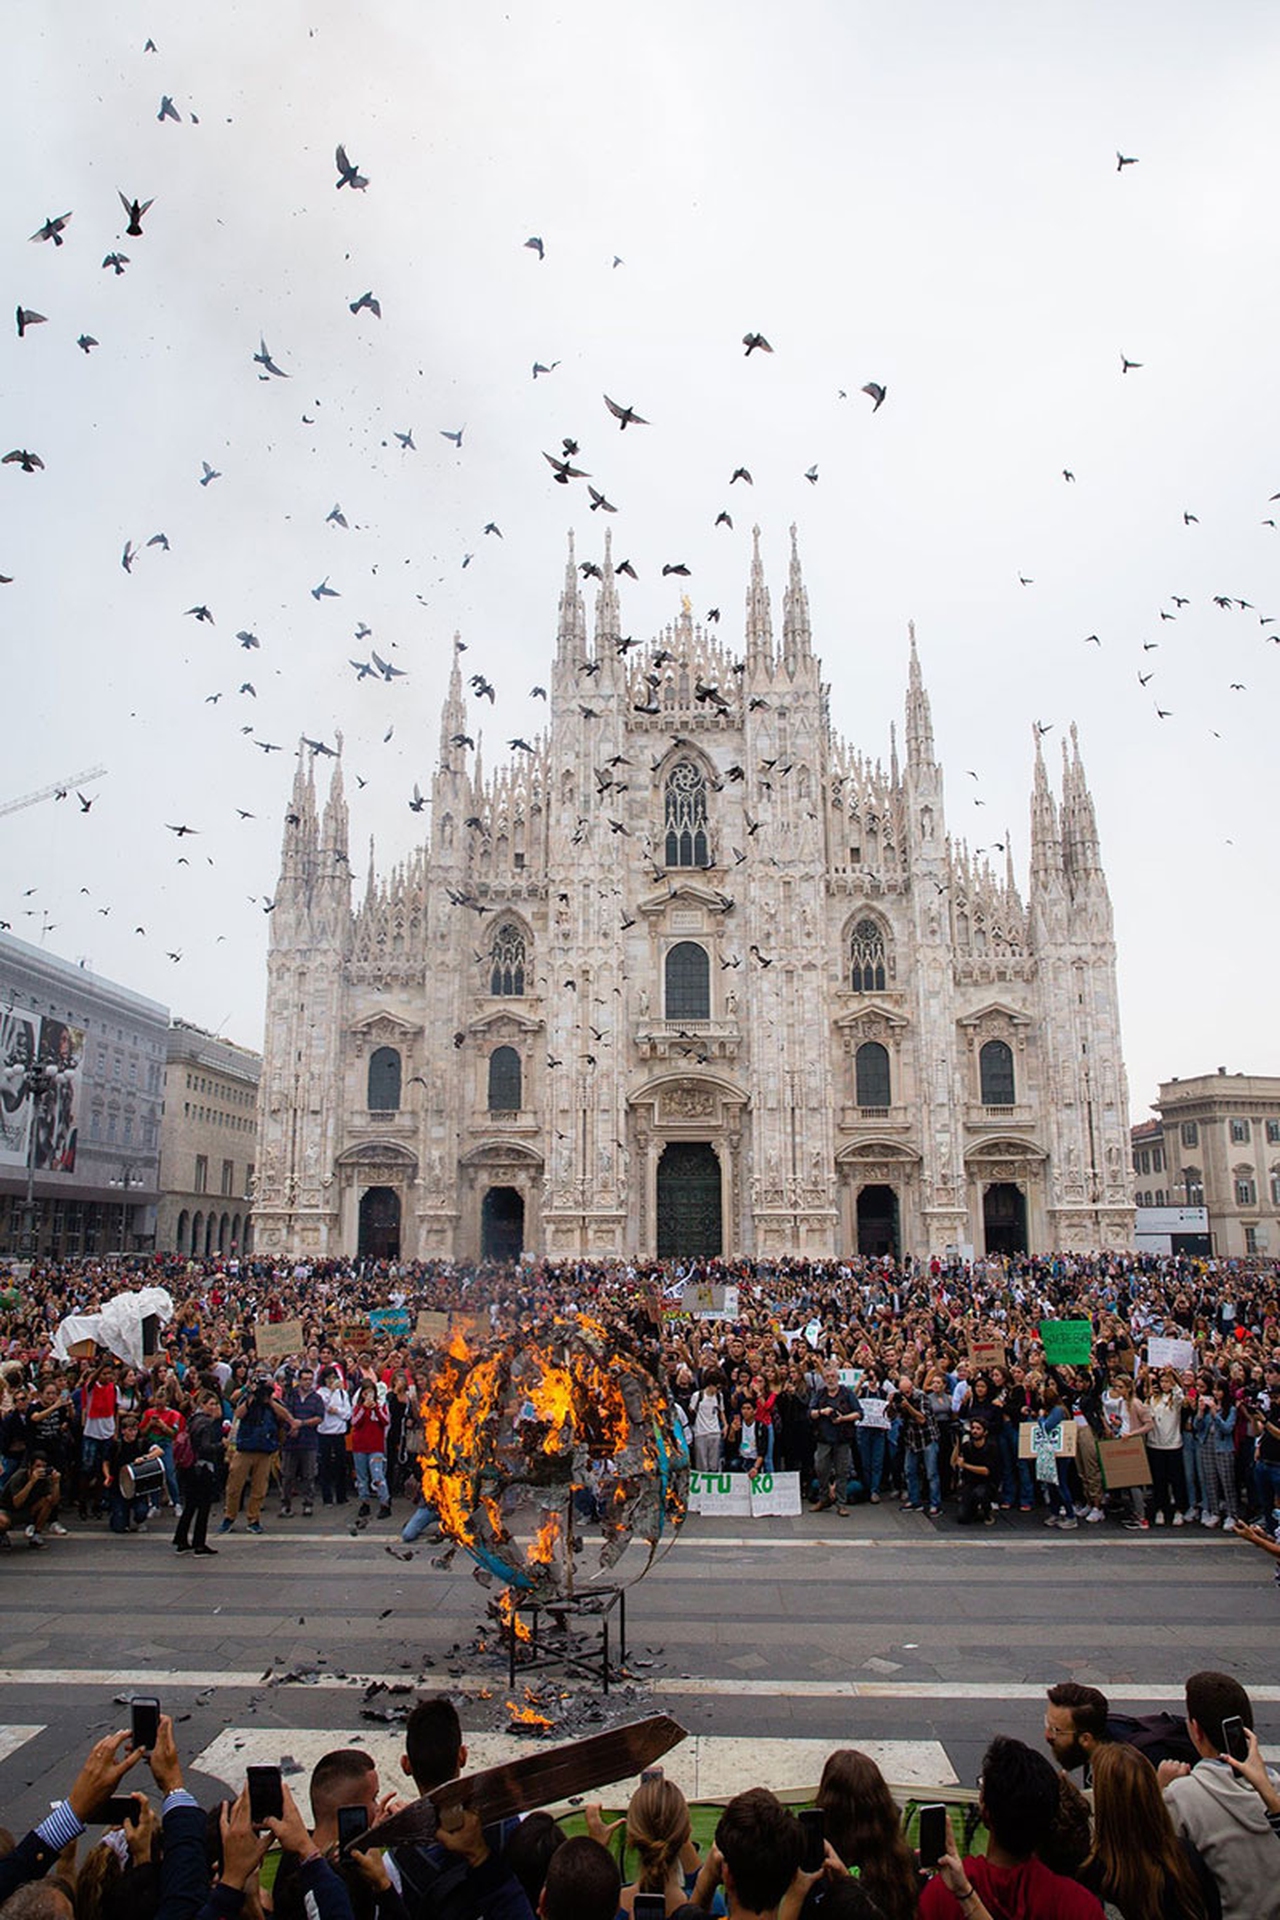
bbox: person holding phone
[1160,1671,1280,1920]
[808,1362,860,1516]
[585,1774,708,1918]
[1079,1742,1213,1920]
[813,1750,920,1920]
[917,1738,1103,1917]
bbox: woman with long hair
[586,1776,705,1917]
[815,1748,920,1920]
[1080,1741,1209,1920]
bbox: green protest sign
[1039,1318,1093,1365]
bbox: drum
[119,1456,166,1501]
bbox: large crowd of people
[1,1674,1277,1920]
[1,1250,1278,1551]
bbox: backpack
[1109,1711,1200,1770]
[173,1426,195,1470]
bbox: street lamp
[15,1058,59,1257]
[108,1163,141,1257]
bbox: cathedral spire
[889,720,899,788]
[1065,721,1102,883]
[1029,726,1062,893]
[321,733,348,863]
[436,638,468,762]
[745,524,773,668]
[593,523,621,653]
[365,833,377,904]
[781,522,813,669]
[905,623,935,766]
[556,528,586,666]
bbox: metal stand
[506,1584,627,1693]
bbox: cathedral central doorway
[657,1141,722,1259]
[358,1185,401,1260]
[856,1184,899,1258]
[481,1186,524,1262]
[983,1181,1027,1255]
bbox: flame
[497,1587,531,1644]
[505,1699,554,1731]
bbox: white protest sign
[838,1367,865,1390]
[1147,1336,1196,1373]
[859,1397,890,1430]
[804,1319,823,1349]
[687,1470,802,1517]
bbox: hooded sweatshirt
[1164,1758,1280,1920]
[918,1854,1103,1919]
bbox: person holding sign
[1037,1384,1078,1530]
[809,1361,861,1515]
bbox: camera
[252,1376,274,1401]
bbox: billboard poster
[0,1002,38,1169]
[34,1018,84,1174]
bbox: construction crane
[0,765,108,819]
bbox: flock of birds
[3,65,1275,990]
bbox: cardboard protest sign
[968,1338,1007,1371]
[687,1470,802,1517]
[1098,1434,1152,1489]
[369,1308,412,1339]
[254,1316,304,1359]
[1147,1336,1196,1374]
[859,1397,890,1431]
[1039,1319,1093,1365]
[414,1310,452,1345]
[1018,1419,1078,1459]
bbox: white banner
[1147,1336,1196,1373]
[687,1469,802,1517]
[859,1396,891,1430]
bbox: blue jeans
[354,1450,388,1503]
[153,1439,179,1506]
[1254,1458,1280,1529]
[1183,1431,1205,1512]
[1046,1464,1075,1519]
[858,1428,887,1495]
[401,1500,440,1542]
[905,1443,940,1510]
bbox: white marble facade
[253,529,1134,1263]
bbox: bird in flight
[253,337,288,377]
[1116,151,1139,170]
[743,332,773,355]
[1063,469,1075,482]
[1137,671,1153,686]
[30,212,72,246]
[440,427,464,447]
[236,630,259,648]
[77,792,94,812]
[77,333,98,352]
[311,576,339,600]
[166,822,198,836]
[409,784,427,812]
[861,381,887,410]
[804,465,819,484]
[15,307,46,338]
[532,360,559,378]
[158,95,181,123]
[121,540,136,573]
[604,393,649,429]
[1183,511,1199,525]
[335,144,368,190]
[349,290,381,318]
[544,449,590,484]
[372,649,406,680]
[394,427,415,449]
[1121,354,1142,373]
[730,466,753,485]
[715,510,733,529]
[199,460,221,485]
[662,562,691,577]
[102,251,129,274]
[1155,706,1171,719]
[524,236,545,259]
[483,521,502,537]
[588,485,616,513]
[185,604,214,623]
[469,674,495,702]
[326,503,348,528]
[117,191,154,235]
[615,557,638,579]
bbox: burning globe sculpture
[417,1315,688,1623]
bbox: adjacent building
[0,931,168,1257]
[156,1020,260,1256]
[1135,1071,1280,1258]
[254,528,1135,1264]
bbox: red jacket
[350,1402,389,1453]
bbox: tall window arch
[855,1041,891,1108]
[368,1046,402,1110]
[979,1039,1015,1105]
[664,761,709,867]
[488,1046,522,1112]
[490,920,526,996]
[849,917,887,993]
[1183,1166,1204,1206]
[665,942,710,1020]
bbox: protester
[1160,1670,1280,1920]
[813,1749,919,1920]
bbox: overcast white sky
[3,0,1278,1120]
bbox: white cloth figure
[52,1285,174,1367]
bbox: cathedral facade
[252,529,1135,1264]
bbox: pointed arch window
[368,1046,401,1111]
[849,917,887,993]
[664,761,709,867]
[979,1039,1015,1106]
[665,942,710,1020]
[488,1046,522,1112]
[490,921,526,997]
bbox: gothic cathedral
[252,529,1134,1264]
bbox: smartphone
[1221,1715,1249,1764]
[634,1897,666,1920]
[640,1767,664,1786]
[917,1803,947,1870]
[131,1697,160,1753]
[798,1808,825,1874]
[102,1794,142,1824]
[337,1805,370,1852]
[247,1765,284,1825]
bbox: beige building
[157,1020,261,1256]
[1144,1071,1280,1259]
[254,529,1134,1264]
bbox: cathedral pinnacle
[556,527,586,665]
[745,524,773,666]
[593,523,621,650]
[782,522,812,667]
[905,623,936,765]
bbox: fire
[505,1696,554,1731]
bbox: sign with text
[1018,1419,1078,1460]
[1098,1434,1152,1489]
[687,1470,802,1517]
[368,1308,412,1339]
[255,1317,305,1359]
[414,1310,452,1345]
[1039,1319,1093,1365]
[859,1397,890,1431]
[1146,1336,1196,1374]
[968,1338,1007,1371]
